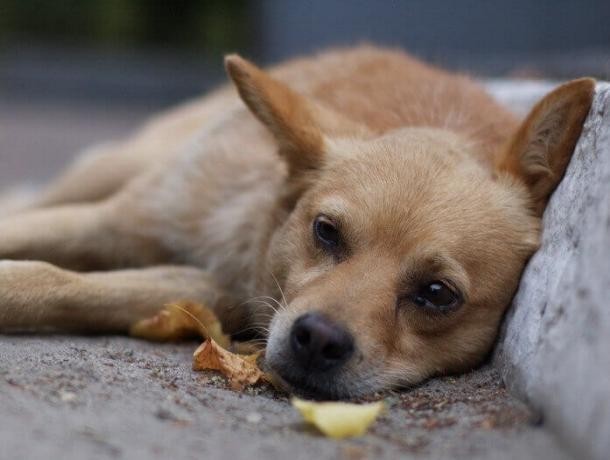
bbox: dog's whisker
[243,315,275,328]
[252,296,283,313]
[266,268,288,311]
[236,295,284,315]
[241,338,268,346]
[247,302,280,318]
[234,296,273,310]
[230,324,271,337]
[237,299,277,316]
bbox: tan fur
[0,46,594,398]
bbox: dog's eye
[313,215,341,250]
[413,281,460,312]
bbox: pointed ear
[225,54,366,175]
[496,78,595,215]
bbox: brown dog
[0,46,594,398]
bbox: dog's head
[226,55,594,398]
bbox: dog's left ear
[225,54,365,176]
[496,78,595,215]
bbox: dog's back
[135,46,520,170]
[270,46,519,152]
[40,46,519,206]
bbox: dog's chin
[265,361,387,401]
[268,369,354,400]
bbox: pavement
[0,336,569,460]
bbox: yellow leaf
[130,301,230,348]
[193,338,264,390]
[292,398,384,439]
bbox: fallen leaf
[130,301,230,348]
[192,338,265,390]
[292,398,385,439]
[132,302,279,392]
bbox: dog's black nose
[290,313,354,372]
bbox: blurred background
[1,0,609,187]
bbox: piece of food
[129,301,230,348]
[193,338,265,390]
[292,398,385,439]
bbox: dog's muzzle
[266,312,356,398]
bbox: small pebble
[60,391,77,402]
[245,412,263,424]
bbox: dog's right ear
[225,55,364,176]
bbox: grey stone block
[485,79,556,115]
[492,82,610,460]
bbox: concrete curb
[491,81,610,460]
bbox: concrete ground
[0,336,569,460]
[0,84,572,459]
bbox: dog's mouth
[265,363,354,400]
[273,371,341,400]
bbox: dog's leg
[32,142,146,208]
[0,200,169,271]
[0,261,247,334]
[0,143,146,218]
[7,89,235,215]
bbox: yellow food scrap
[292,398,384,439]
[193,338,265,390]
[130,301,230,348]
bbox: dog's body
[0,46,594,398]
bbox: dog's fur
[0,46,594,398]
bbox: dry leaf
[132,302,278,392]
[130,301,230,348]
[292,398,385,438]
[193,338,265,390]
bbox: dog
[0,46,594,399]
